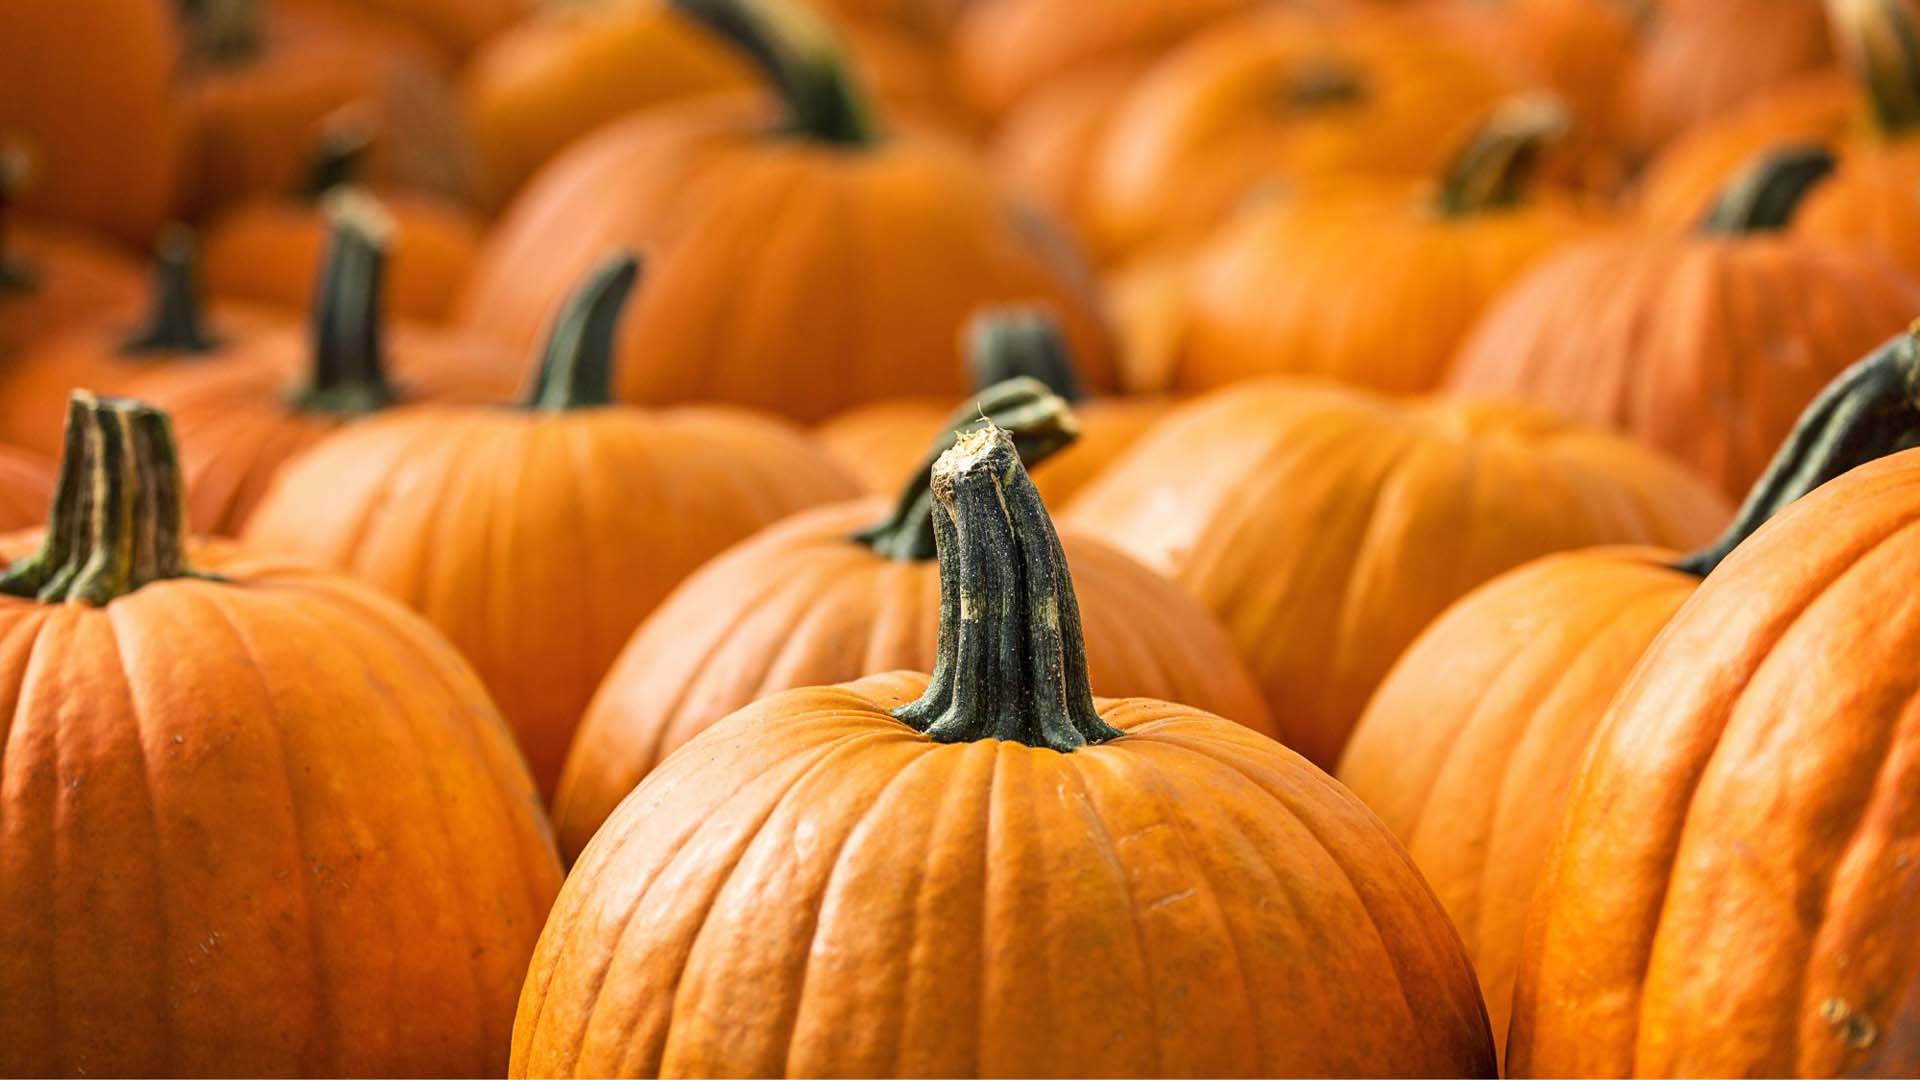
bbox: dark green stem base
[1434,95,1568,217]
[121,228,218,355]
[967,310,1085,402]
[523,254,641,411]
[671,0,876,146]
[291,192,395,415]
[1700,145,1836,233]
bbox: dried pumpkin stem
[1675,328,1920,576]
[1434,95,1569,217]
[671,0,877,146]
[300,121,374,202]
[1831,0,1920,133]
[121,227,218,355]
[855,377,1080,561]
[524,254,641,411]
[966,309,1086,402]
[1700,145,1836,232]
[893,424,1122,751]
[292,190,397,415]
[0,393,199,605]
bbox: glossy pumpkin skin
[1064,379,1730,769]
[0,446,53,530]
[0,226,143,360]
[1508,449,1920,1078]
[1624,0,1835,155]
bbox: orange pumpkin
[244,254,859,798]
[553,379,1271,861]
[518,424,1495,1078]
[135,193,519,536]
[988,61,1141,248]
[0,162,144,358]
[1624,0,1836,156]
[1449,146,1920,498]
[1063,378,1730,769]
[1339,330,1920,1063]
[0,392,561,1077]
[457,0,1115,423]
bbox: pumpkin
[817,308,1164,504]
[518,423,1495,1078]
[1505,368,1920,1079]
[1624,0,1836,156]
[1338,330,1920,1064]
[0,392,562,1077]
[456,0,1115,423]
[1148,95,1587,394]
[1449,146,1920,498]
[177,0,476,216]
[0,445,53,531]
[243,254,859,798]
[335,0,531,61]
[552,378,1270,861]
[0,161,144,359]
[0,0,178,244]
[135,192,519,536]
[1063,378,1730,769]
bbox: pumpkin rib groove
[1330,430,1449,712]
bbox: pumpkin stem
[1700,145,1837,232]
[523,253,641,411]
[670,0,876,146]
[892,423,1122,752]
[120,227,219,355]
[1434,95,1569,217]
[1283,60,1366,109]
[855,378,1080,561]
[291,189,396,415]
[1830,0,1920,134]
[0,393,200,605]
[1674,328,1920,576]
[300,118,374,202]
[966,309,1086,402]
[0,143,36,293]
[181,0,263,65]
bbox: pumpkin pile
[4,0,1918,1077]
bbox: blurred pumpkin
[334,0,532,60]
[457,0,1114,423]
[552,378,1270,861]
[520,424,1495,1079]
[1449,145,1920,498]
[1063,378,1730,769]
[1624,0,1836,156]
[0,159,144,359]
[987,61,1140,247]
[0,393,561,1077]
[245,254,859,798]
[1339,331,1920,1064]
[0,445,52,531]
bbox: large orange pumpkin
[1338,330,1920,1063]
[1623,0,1836,156]
[0,165,143,358]
[553,379,1270,861]
[1449,146,1920,498]
[457,0,1117,423]
[1063,378,1730,769]
[517,424,1495,1078]
[243,254,859,798]
[0,392,562,1077]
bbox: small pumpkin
[0,158,144,359]
[1449,145,1920,497]
[243,254,860,798]
[1623,0,1836,156]
[518,423,1495,1078]
[456,0,1115,422]
[1339,330,1920,1064]
[1063,377,1731,769]
[553,378,1271,861]
[0,392,562,1077]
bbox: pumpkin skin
[988,61,1141,249]
[518,426,1495,1079]
[0,445,53,530]
[1063,378,1731,769]
[1623,0,1836,156]
[0,394,562,1077]
[1,223,143,360]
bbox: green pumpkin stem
[1830,0,1920,134]
[182,0,263,65]
[1700,145,1837,232]
[856,377,1080,561]
[121,227,218,355]
[1674,328,1920,576]
[523,254,641,410]
[670,0,876,146]
[1284,60,1366,108]
[966,309,1086,402]
[0,144,36,293]
[892,423,1123,752]
[1435,95,1569,217]
[291,190,396,415]
[0,393,200,605]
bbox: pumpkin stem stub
[292,189,397,415]
[0,393,201,605]
[183,0,264,65]
[1700,145,1837,233]
[966,309,1086,402]
[1435,95,1569,217]
[301,116,375,202]
[0,144,36,293]
[121,227,219,355]
[1283,61,1367,109]
[671,0,877,146]
[524,254,642,411]
[893,424,1122,752]
[1831,0,1920,134]
[856,377,1080,561]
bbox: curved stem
[523,254,641,410]
[1700,145,1836,233]
[855,378,1080,561]
[892,423,1122,752]
[291,191,396,415]
[0,393,200,605]
[121,227,218,355]
[670,0,876,146]
[1830,0,1920,134]
[1434,95,1569,217]
[966,309,1086,402]
[1674,328,1920,576]
[0,144,36,293]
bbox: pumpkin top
[966,308,1086,402]
[1831,0,1920,135]
[671,0,877,147]
[522,252,641,411]
[892,423,1123,752]
[1433,94,1568,218]
[1700,144,1837,232]
[855,377,1078,561]
[120,227,219,356]
[292,188,397,415]
[0,393,201,605]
